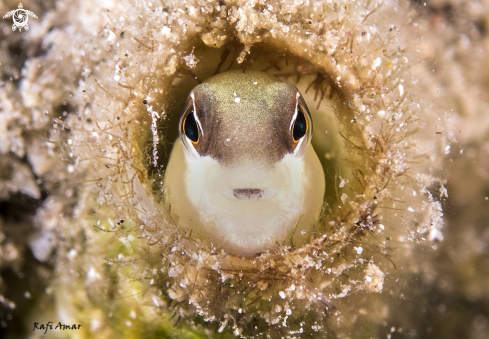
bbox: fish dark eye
[183,110,199,144]
[292,108,307,143]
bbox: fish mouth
[222,188,278,202]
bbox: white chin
[165,140,325,258]
[184,154,307,256]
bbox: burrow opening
[138,41,365,217]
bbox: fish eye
[182,109,199,144]
[292,107,308,143]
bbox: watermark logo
[3,3,38,32]
[33,322,82,335]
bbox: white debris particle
[68,249,77,259]
[127,234,135,241]
[29,232,55,262]
[364,263,384,293]
[167,288,183,300]
[67,165,75,173]
[282,315,289,327]
[339,177,349,188]
[354,246,363,255]
[145,103,161,167]
[87,267,101,282]
[161,26,171,35]
[399,84,404,96]
[428,201,444,242]
[331,285,351,299]
[279,291,286,299]
[378,110,386,117]
[408,207,415,212]
[234,97,241,103]
[179,277,189,288]
[372,57,382,69]
[152,295,165,308]
[445,145,451,154]
[439,185,448,198]
[413,190,417,196]
[237,45,251,64]
[183,48,199,68]
[218,318,229,333]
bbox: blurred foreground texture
[0,0,488,338]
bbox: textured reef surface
[0,0,488,338]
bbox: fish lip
[222,188,278,202]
